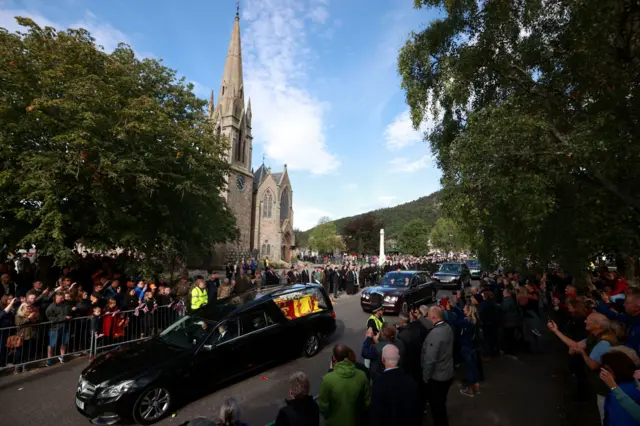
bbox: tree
[429,218,467,253]
[399,219,431,255]
[293,228,309,248]
[308,219,344,254]
[0,18,238,267]
[342,213,382,253]
[398,0,640,276]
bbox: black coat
[397,321,428,381]
[301,270,310,283]
[274,395,320,426]
[370,368,422,426]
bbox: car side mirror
[202,344,213,352]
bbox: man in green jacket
[318,344,371,426]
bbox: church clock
[236,175,246,191]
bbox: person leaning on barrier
[274,371,319,426]
[190,276,208,311]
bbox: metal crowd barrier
[0,303,185,372]
[92,304,184,357]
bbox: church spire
[218,9,244,105]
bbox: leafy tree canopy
[343,213,382,253]
[399,0,640,275]
[0,18,238,267]
[293,228,309,248]
[429,217,468,253]
[399,219,431,255]
[308,219,344,254]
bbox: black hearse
[75,284,336,425]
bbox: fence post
[89,327,95,361]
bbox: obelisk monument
[379,229,386,266]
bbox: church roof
[271,173,283,182]
[253,164,268,189]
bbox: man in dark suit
[301,268,310,284]
[369,344,422,426]
[287,268,296,285]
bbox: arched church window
[234,133,242,162]
[261,244,266,256]
[280,187,290,223]
[267,245,271,255]
[262,190,273,218]
[238,127,245,164]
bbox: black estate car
[360,271,436,314]
[432,262,472,290]
[75,284,336,425]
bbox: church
[207,10,295,266]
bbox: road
[0,286,592,426]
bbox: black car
[360,271,437,314]
[75,284,336,425]
[432,262,472,290]
[465,259,483,279]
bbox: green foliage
[342,213,382,253]
[429,218,468,253]
[293,228,308,248]
[0,18,238,267]
[308,219,344,254]
[398,0,640,274]
[301,191,441,244]
[399,219,431,255]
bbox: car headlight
[361,293,370,299]
[383,296,398,303]
[98,380,137,399]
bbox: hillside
[302,190,442,241]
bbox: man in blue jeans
[46,293,72,366]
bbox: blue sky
[1,0,443,230]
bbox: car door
[192,318,245,384]
[239,308,283,369]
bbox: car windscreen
[381,273,411,287]
[158,315,214,350]
[439,263,461,273]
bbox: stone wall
[227,168,254,252]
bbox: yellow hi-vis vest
[191,286,208,310]
[368,314,384,333]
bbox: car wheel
[132,386,172,425]
[303,333,320,358]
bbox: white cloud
[309,6,329,24]
[345,183,358,190]
[295,206,333,231]
[243,0,338,175]
[389,154,433,173]
[0,9,151,58]
[0,9,58,33]
[384,108,437,150]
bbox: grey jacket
[421,321,454,383]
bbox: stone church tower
[208,10,254,266]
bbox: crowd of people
[182,266,640,426]
[4,250,639,426]
[0,254,298,374]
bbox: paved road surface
[0,286,594,426]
